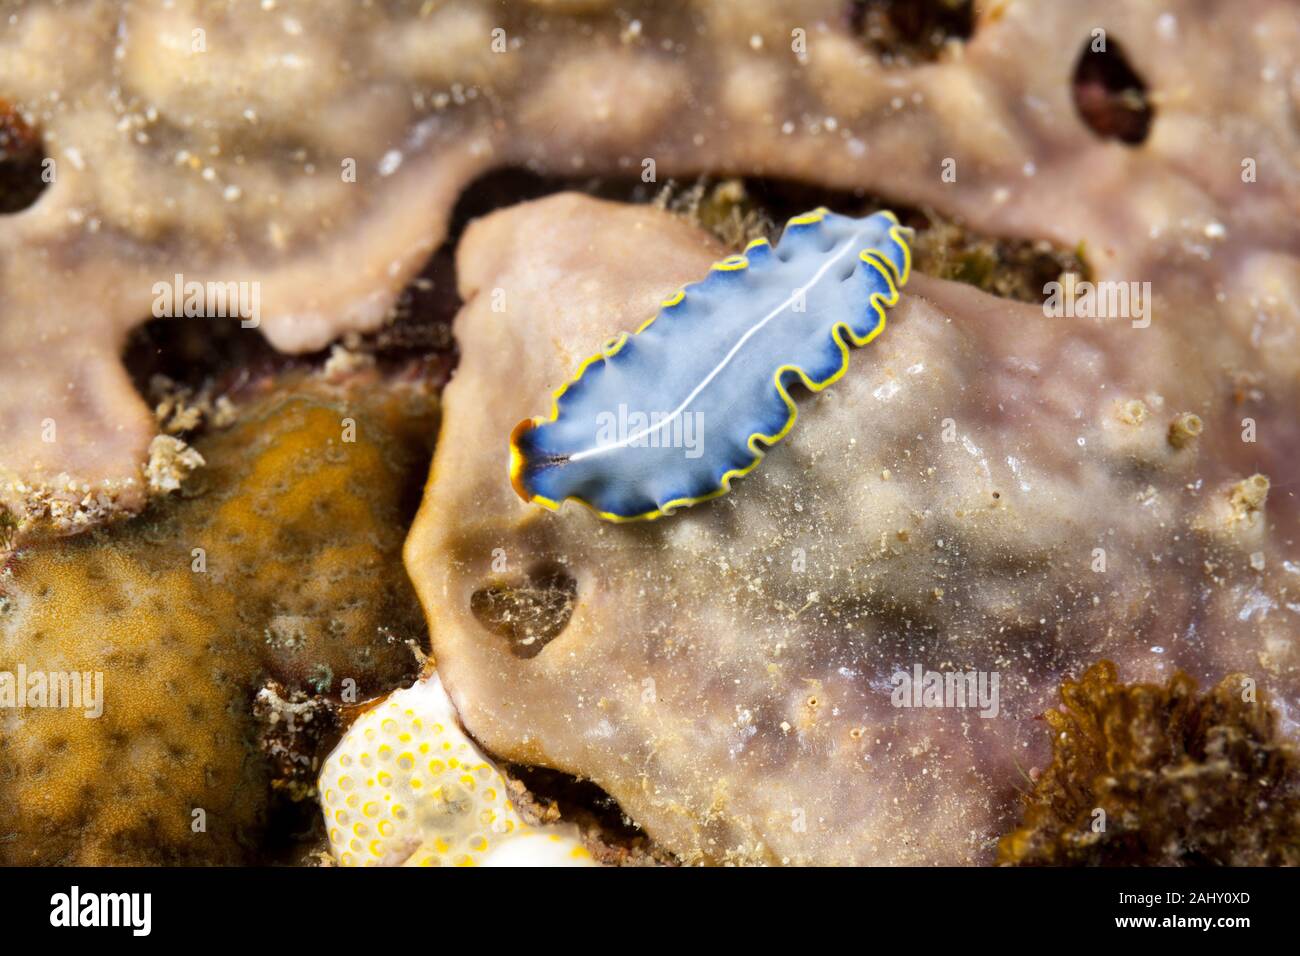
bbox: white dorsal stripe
[568,233,865,463]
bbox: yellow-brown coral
[0,371,434,864]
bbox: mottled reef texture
[405,194,1297,864]
[999,661,1300,866]
[0,372,432,863]
[2,0,1296,540]
[0,0,1295,865]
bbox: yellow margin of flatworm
[508,208,913,521]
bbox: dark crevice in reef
[121,247,461,423]
[503,763,671,865]
[123,315,291,399]
[124,263,459,395]
[1072,37,1154,145]
[741,177,1091,301]
[453,168,1091,305]
[848,0,975,66]
[910,208,1091,302]
[0,100,48,214]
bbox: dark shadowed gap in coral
[740,176,1092,299]
[1072,37,1154,144]
[503,763,671,865]
[0,100,48,214]
[256,684,345,865]
[123,316,290,399]
[848,0,974,65]
[449,168,1091,304]
[121,249,460,403]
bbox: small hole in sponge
[470,565,578,659]
[1072,38,1154,145]
[850,0,974,66]
[0,101,49,213]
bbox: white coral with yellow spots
[319,673,595,867]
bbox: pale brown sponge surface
[2,0,1296,541]
[405,194,1297,865]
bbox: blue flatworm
[509,207,912,521]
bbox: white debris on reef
[143,435,204,494]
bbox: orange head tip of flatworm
[508,417,538,502]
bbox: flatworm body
[509,207,912,521]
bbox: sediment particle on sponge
[407,194,1299,865]
[1229,473,1269,518]
[1114,399,1148,426]
[143,434,205,493]
[1167,412,1203,449]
